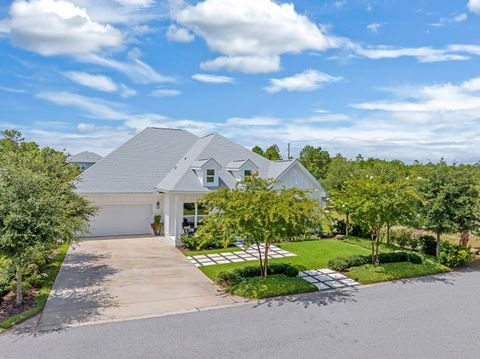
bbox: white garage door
[88,204,152,237]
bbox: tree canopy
[197,175,321,277]
[0,130,96,304]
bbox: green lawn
[0,243,69,330]
[346,259,450,284]
[198,238,450,288]
[200,239,372,280]
[229,274,318,299]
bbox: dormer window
[244,169,252,178]
[206,169,215,183]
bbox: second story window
[206,169,215,183]
[244,169,252,178]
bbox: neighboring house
[76,127,326,245]
[69,151,103,171]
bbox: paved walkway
[38,236,243,330]
[299,269,359,290]
[188,244,295,267]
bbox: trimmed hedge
[328,252,423,271]
[216,263,299,288]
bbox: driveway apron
[38,236,241,330]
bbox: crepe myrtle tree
[418,163,480,253]
[197,175,321,277]
[337,172,421,265]
[0,130,96,305]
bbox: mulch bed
[0,291,36,322]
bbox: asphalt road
[1,268,479,359]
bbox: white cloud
[226,116,280,126]
[468,0,480,13]
[200,55,281,74]
[264,70,341,93]
[115,0,154,6]
[367,23,381,32]
[166,24,194,42]
[37,91,129,120]
[64,71,118,92]
[0,86,26,93]
[77,122,97,132]
[120,84,136,97]
[192,73,234,84]
[175,0,338,73]
[81,53,174,84]
[349,42,474,62]
[6,0,123,56]
[453,13,468,22]
[151,88,181,97]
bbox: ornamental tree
[0,130,96,305]
[335,172,421,264]
[197,175,321,277]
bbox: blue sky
[1,0,480,162]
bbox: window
[244,169,252,177]
[206,169,215,183]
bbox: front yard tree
[0,130,96,305]
[339,173,421,264]
[197,175,321,277]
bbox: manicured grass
[346,259,450,285]
[183,246,243,257]
[228,274,318,299]
[200,239,372,280]
[0,243,69,330]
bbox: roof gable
[76,128,198,193]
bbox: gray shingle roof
[76,128,198,193]
[69,151,102,164]
[76,128,302,194]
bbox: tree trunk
[459,229,470,248]
[256,242,265,277]
[263,244,270,278]
[345,213,349,237]
[371,233,376,264]
[15,267,23,306]
[436,232,441,257]
[386,222,391,245]
[375,233,380,265]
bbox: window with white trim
[206,169,215,183]
[244,169,252,178]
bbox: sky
[1,0,480,163]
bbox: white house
[69,151,103,171]
[76,127,326,245]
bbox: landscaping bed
[346,260,450,284]
[216,263,318,299]
[0,243,69,329]
[229,275,318,299]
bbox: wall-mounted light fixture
[156,201,160,209]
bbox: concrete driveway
[38,236,242,329]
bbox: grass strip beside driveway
[0,243,69,330]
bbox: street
[1,268,479,359]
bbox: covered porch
[162,192,209,245]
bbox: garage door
[88,204,152,237]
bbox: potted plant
[150,215,163,236]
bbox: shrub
[217,271,242,288]
[234,263,299,279]
[331,219,371,239]
[228,275,318,299]
[181,234,223,251]
[439,241,472,268]
[216,263,299,289]
[328,252,422,271]
[419,235,437,255]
